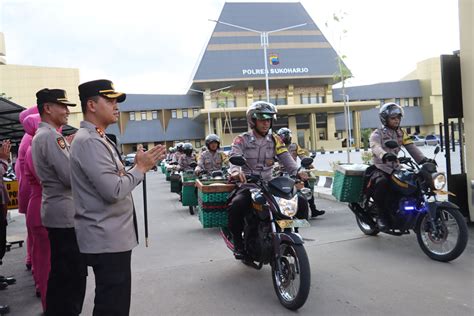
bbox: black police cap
[78,79,126,103]
[36,88,76,107]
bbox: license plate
[276,219,311,229]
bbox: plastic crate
[198,207,228,228]
[331,164,367,202]
[182,184,198,206]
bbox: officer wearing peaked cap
[70,79,165,316]
[31,88,87,315]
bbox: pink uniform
[22,114,50,312]
[16,107,39,269]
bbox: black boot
[0,277,15,285]
[0,304,10,314]
[232,235,245,260]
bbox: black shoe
[0,277,15,285]
[25,263,32,271]
[233,248,245,260]
[35,290,41,298]
[0,304,10,314]
[311,209,326,218]
[0,282,7,290]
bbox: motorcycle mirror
[250,188,266,205]
[384,140,399,149]
[301,157,313,169]
[434,146,441,155]
[229,155,246,166]
[211,170,223,178]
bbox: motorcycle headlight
[432,173,446,190]
[274,195,298,217]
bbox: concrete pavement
[1,171,473,315]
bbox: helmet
[246,101,277,129]
[170,147,176,153]
[205,134,220,149]
[183,142,193,155]
[168,146,173,152]
[379,103,404,126]
[277,127,292,145]
[176,142,184,152]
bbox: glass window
[195,140,201,148]
[270,95,287,106]
[193,108,199,117]
[171,110,177,118]
[129,112,135,120]
[404,98,409,107]
[214,97,236,108]
[141,111,147,120]
[300,93,324,104]
[182,109,188,118]
[380,99,385,106]
[413,98,419,107]
[152,111,158,120]
[395,98,401,104]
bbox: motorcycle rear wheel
[355,215,379,236]
[416,208,468,262]
[271,243,311,310]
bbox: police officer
[178,143,196,171]
[31,88,86,315]
[277,128,325,218]
[173,142,185,163]
[70,79,165,316]
[369,103,431,229]
[194,134,227,175]
[228,101,309,259]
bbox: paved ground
[1,171,473,315]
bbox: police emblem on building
[269,53,279,66]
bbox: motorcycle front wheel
[416,208,468,262]
[271,243,311,310]
[355,215,379,236]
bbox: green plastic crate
[170,174,181,193]
[182,184,198,206]
[198,191,229,203]
[331,164,367,202]
[198,207,228,228]
[160,164,166,174]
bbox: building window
[129,112,135,121]
[413,98,419,107]
[404,98,409,107]
[193,108,199,117]
[152,111,158,120]
[269,95,287,106]
[415,126,421,134]
[141,111,147,120]
[380,99,385,106]
[171,110,177,118]
[182,109,188,118]
[406,127,412,134]
[300,93,324,104]
[195,140,201,148]
[212,97,236,108]
[395,98,401,104]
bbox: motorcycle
[221,155,313,310]
[349,140,468,262]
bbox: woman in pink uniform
[23,114,51,312]
[15,106,38,271]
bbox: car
[425,134,440,146]
[221,145,232,155]
[411,135,426,146]
[124,153,136,166]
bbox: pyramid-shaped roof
[190,2,347,90]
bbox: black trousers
[0,212,6,263]
[228,188,309,247]
[46,228,87,316]
[84,251,132,316]
[372,172,395,218]
[303,180,317,212]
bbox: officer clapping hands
[134,145,166,173]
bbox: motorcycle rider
[228,101,309,259]
[178,143,196,171]
[369,103,434,229]
[166,147,175,161]
[173,142,185,163]
[277,128,325,218]
[194,134,228,176]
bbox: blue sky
[1,0,460,94]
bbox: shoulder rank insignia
[95,127,105,138]
[57,137,66,149]
[272,133,288,155]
